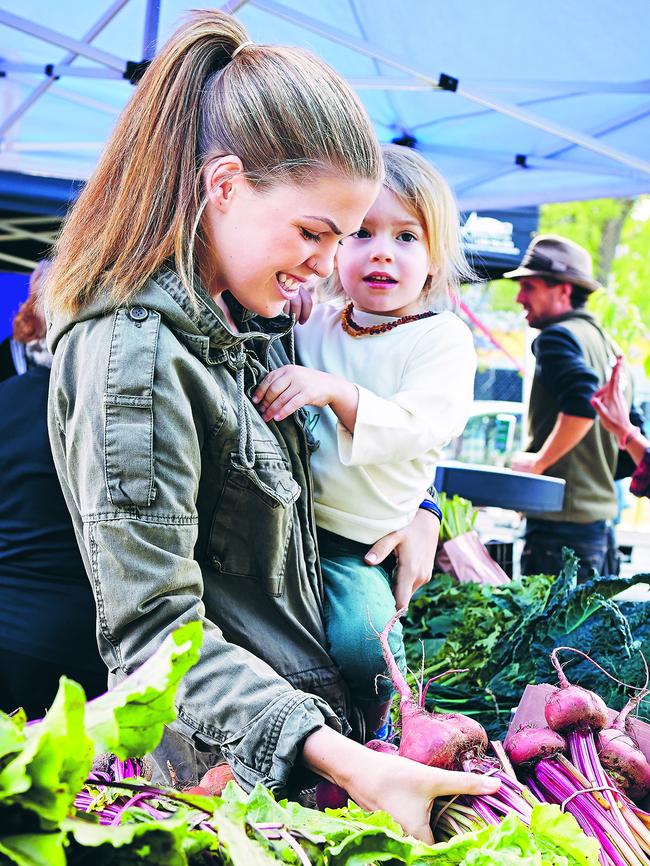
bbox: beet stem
[552,646,648,692]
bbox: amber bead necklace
[340,302,437,337]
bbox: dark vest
[527,311,627,523]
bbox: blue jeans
[318,529,406,706]
[521,518,618,581]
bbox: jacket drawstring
[228,344,256,470]
[227,315,297,471]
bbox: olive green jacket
[47,267,354,793]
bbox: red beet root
[598,695,650,799]
[545,649,608,733]
[504,725,567,766]
[379,609,487,769]
[198,763,236,796]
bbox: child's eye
[397,231,417,242]
[300,227,321,243]
[351,228,371,239]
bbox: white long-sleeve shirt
[295,303,477,543]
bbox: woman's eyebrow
[302,215,343,236]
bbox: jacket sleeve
[337,316,476,466]
[533,326,599,418]
[48,315,339,794]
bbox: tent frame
[0,0,649,209]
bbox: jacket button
[129,305,148,322]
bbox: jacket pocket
[208,455,301,596]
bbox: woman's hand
[302,726,499,844]
[590,356,631,440]
[364,508,439,611]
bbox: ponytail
[47,10,381,314]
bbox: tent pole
[220,1,251,13]
[0,10,126,71]
[142,0,161,60]
[455,103,650,198]
[247,0,650,177]
[0,0,130,141]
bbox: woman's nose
[307,247,337,279]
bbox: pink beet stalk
[545,648,647,859]
[379,609,487,768]
[378,610,546,832]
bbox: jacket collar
[539,309,597,330]
[47,265,294,359]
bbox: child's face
[335,187,431,317]
[203,168,378,319]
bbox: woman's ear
[204,155,245,213]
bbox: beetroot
[544,648,608,733]
[598,695,650,800]
[379,609,487,769]
[504,725,567,766]
[198,763,236,796]
[315,780,349,810]
[364,739,399,754]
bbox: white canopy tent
[0,0,648,271]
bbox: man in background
[504,235,630,580]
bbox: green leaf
[64,815,194,865]
[0,832,67,866]
[84,621,202,758]
[1,677,93,825]
[530,804,600,866]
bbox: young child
[254,145,477,734]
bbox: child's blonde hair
[322,144,473,309]
[46,9,382,315]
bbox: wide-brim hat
[503,234,602,293]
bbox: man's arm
[511,412,594,474]
[512,325,600,475]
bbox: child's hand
[253,365,338,422]
[283,283,314,324]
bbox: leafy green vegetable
[0,831,67,866]
[529,804,600,866]
[402,552,650,738]
[437,494,478,542]
[0,677,93,827]
[85,621,202,758]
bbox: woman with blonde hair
[45,11,497,839]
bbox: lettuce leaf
[84,621,202,758]
[529,804,600,866]
[0,832,67,866]
[0,677,93,826]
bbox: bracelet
[419,499,443,522]
[618,427,635,449]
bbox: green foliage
[0,622,203,865]
[437,494,478,542]
[85,621,202,759]
[402,554,650,738]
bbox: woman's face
[203,164,378,318]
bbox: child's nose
[370,239,393,262]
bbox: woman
[592,357,650,499]
[45,10,497,840]
[0,261,105,717]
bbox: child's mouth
[363,272,397,289]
